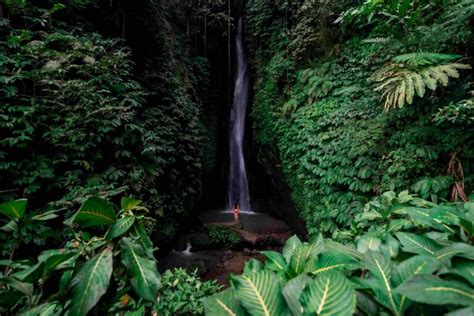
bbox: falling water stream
[159,17,295,286]
[227,18,252,213]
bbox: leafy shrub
[207,226,241,247]
[204,193,474,315]
[156,268,221,316]
[0,196,161,315]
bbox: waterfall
[227,18,252,213]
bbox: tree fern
[372,53,471,110]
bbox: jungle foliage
[246,0,474,237]
[205,193,474,315]
[0,0,222,243]
[0,197,220,315]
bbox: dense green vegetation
[1,0,473,315]
[246,0,473,238]
[205,194,474,315]
[0,197,220,314]
[0,0,220,242]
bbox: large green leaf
[392,255,440,313]
[0,277,33,297]
[306,251,358,276]
[395,232,441,256]
[290,244,319,275]
[356,292,379,316]
[300,271,356,316]
[357,235,381,254]
[392,255,440,286]
[0,199,27,220]
[73,197,116,227]
[42,252,76,279]
[13,262,44,283]
[445,307,474,316]
[107,216,135,240]
[120,238,160,302]
[450,259,474,286]
[70,248,113,316]
[243,259,264,275]
[435,243,474,261]
[262,251,287,273]
[18,302,62,316]
[231,270,289,316]
[130,222,154,258]
[363,251,400,314]
[306,234,325,259]
[283,235,303,262]
[325,241,363,260]
[395,275,474,306]
[203,288,247,316]
[282,274,312,315]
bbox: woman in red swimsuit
[233,203,240,222]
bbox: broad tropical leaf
[450,259,474,286]
[392,255,440,286]
[107,216,135,240]
[18,302,62,316]
[395,275,474,306]
[357,235,381,253]
[306,251,358,276]
[325,241,363,260]
[282,274,312,315]
[231,270,289,316]
[261,251,286,273]
[73,197,116,227]
[42,252,76,278]
[243,259,264,275]
[283,235,303,262]
[70,248,113,316]
[203,288,246,316]
[130,222,154,258]
[435,243,474,261]
[356,292,379,316]
[392,255,441,313]
[445,307,474,316]
[290,243,321,275]
[0,277,33,297]
[395,232,441,256]
[0,199,27,220]
[363,251,400,314]
[120,238,160,302]
[300,271,356,316]
[13,262,44,283]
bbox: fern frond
[362,37,391,44]
[373,53,471,111]
[412,73,425,97]
[405,74,414,105]
[393,53,461,66]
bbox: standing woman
[233,203,240,222]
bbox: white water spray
[227,18,252,213]
[182,241,192,256]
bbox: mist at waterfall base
[227,18,252,214]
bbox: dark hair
[233,203,238,208]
